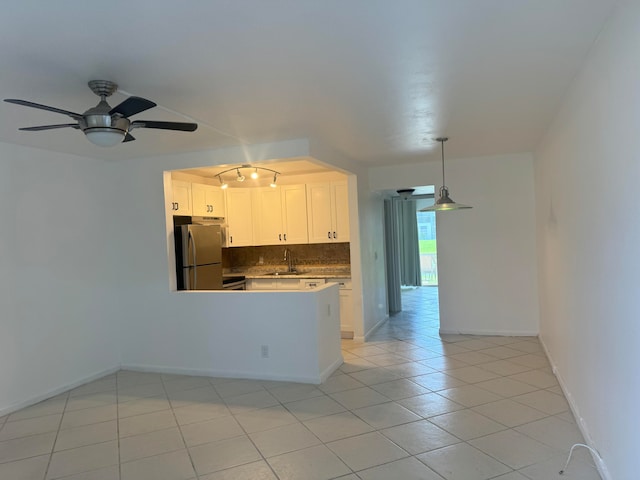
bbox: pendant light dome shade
[421,137,472,212]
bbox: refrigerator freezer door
[183,263,223,290]
[181,224,222,267]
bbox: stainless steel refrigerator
[175,224,222,290]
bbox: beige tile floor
[0,288,601,479]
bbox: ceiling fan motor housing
[79,113,130,134]
[79,97,129,134]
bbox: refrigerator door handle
[189,230,197,289]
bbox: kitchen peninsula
[157,282,343,384]
[223,242,354,337]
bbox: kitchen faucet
[284,247,295,273]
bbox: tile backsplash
[223,243,350,269]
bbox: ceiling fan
[4,80,198,147]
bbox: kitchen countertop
[244,271,351,279]
[226,265,351,279]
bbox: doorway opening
[417,207,438,287]
[384,191,440,329]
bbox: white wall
[370,153,539,336]
[0,142,120,415]
[534,2,640,477]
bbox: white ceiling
[0,0,616,165]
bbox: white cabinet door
[328,278,353,337]
[253,185,308,245]
[281,185,308,244]
[306,183,333,243]
[332,181,350,242]
[301,278,325,289]
[276,278,301,290]
[252,187,284,245]
[248,279,278,290]
[338,289,354,338]
[306,182,349,243]
[171,180,192,215]
[225,189,253,246]
[192,184,225,217]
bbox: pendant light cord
[440,139,446,189]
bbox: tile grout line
[208,379,285,480]
[159,374,201,480]
[42,391,70,480]
[116,371,122,480]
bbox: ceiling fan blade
[109,96,156,118]
[123,133,136,142]
[19,123,80,131]
[4,99,83,120]
[130,120,198,132]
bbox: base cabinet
[247,278,325,290]
[328,278,353,338]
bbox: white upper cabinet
[192,184,225,217]
[306,181,349,243]
[332,181,350,242]
[171,180,192,215]
[281,185,309,244]
[252,185,308,245]
[252,187,283,245]
[225,188,253,246]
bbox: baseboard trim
[539,337,612,480]
[120,363,332,385]
[0,366,119,418]
[358,314,390,343]
[318,356,344,384]
[439,328,539,337]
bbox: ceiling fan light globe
[84,128,125,147]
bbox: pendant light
[421,137,471,212]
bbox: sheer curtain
[384,198,422,314]
[384,199,402,313]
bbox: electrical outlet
[261,345,269,358]
[327,304,331,316]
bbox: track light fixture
[214,165,281,188]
